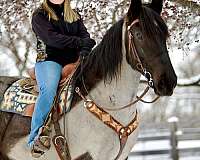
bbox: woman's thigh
[35,61,62,92]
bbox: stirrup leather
[52,134,71,160]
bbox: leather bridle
[87,18,160,112]
[127,19,154,88]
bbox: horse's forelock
[140,6,168,43]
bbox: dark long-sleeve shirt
[32,6,91,66]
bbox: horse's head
[126,0,177,96]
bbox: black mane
[84,19,124,82]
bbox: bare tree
[0,0,199,76]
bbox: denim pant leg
[28,61,62,147]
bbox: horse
[0,0,177,159]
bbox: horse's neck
[79,21,140,125]
[89,58,141,126]
[86,21,141,125]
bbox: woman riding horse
[29,0,95,156]
[0,0,177,159]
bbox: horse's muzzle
[154,74,177,96]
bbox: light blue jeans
[28,61,62,148]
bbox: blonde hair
[42,0,80,23]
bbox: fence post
[0,26,2,41]
[168,117,179,160]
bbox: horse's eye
[135,31,143,40]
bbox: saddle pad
[0,78,73,116]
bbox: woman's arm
[78,18,90,39]
[32,13,82,49]
[77,16,96,54]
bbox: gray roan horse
[0,0,177,159]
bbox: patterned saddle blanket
[0,77,73,117]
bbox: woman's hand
[80,38,96,49]
[80,48,92,57]
[79,38,96,58]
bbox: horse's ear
[127,0,142,23]
[149,0,164,15]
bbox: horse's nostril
[156,77,176,96]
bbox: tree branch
[172,0,200,12]
[177,75,200,86]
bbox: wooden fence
[130,119,200,160]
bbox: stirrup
[38,126,52,148]
[31,136,51,158]
[31,144,45,158]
